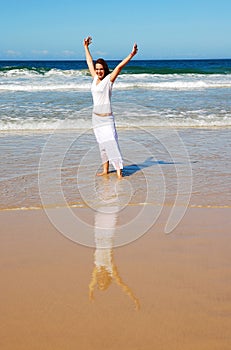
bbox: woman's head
[96,266,112,290]
[95,58,110,80]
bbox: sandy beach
[1,206,231,350]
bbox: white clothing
[91,74,123,170]
[91,74,113,115]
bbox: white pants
[92,114,123,170]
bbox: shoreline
[1,125,231,134]
[1,202,231,212]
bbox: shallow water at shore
[0,127,230,211]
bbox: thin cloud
[95,51,107,57]
[4,50,21,57]
[31,50,49,56]
[62,50,76,57]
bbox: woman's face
[95,63,105,80]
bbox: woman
[83,36,138,179]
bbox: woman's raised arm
[110,43,138,83]
[83,36,96,78]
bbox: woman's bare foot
[96,171,109,176]
[97,161,109,176]
[117,169,123,179]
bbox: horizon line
[1,57,231,61]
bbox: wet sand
[1,206,231,350]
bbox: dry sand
[0,206,231,350]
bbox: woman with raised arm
[83,36,138,179]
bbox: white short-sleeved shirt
[91,74,113,115]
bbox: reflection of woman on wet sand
[89,170,139,309]
[89,206,139,310]
[89,249,140,310]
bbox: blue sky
[1,0,231,60]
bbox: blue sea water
[0,59,231,210]
[0,59,231,130]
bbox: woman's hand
[110,42,138,83]
[131,43,138,57]
[83,36,95,77]
[83,36,92,47]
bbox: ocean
[0,59,231,213]
[1,59,231,130]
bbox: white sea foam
[1,80,231,92]
[0,83,91,92]
[0,68,87,78]
[1,69,231,131]
[1,108,230,131]
[0,118,92,131]
[1,71,231,92]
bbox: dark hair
[94,58,110,77]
